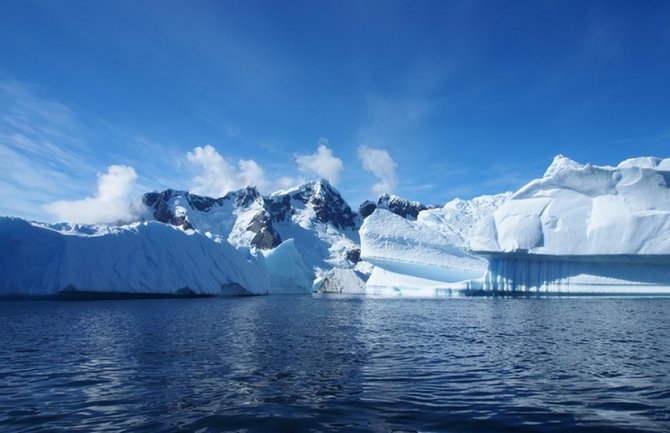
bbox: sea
[1,296,669,433]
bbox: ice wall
[480,253,670,294]
[0,217,269,296]
[262,239,314,294]
[468,155,670,294]
[360,209,487,296]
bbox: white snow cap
[470,155,670,255]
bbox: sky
[1,0,669,223]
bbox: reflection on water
[0,296,669,432]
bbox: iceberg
[360,209,487,296]
[0,217,269,297]
[314,268,366,294]
[470,155,670,294]
[262,239,314,294]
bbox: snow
[470,155,670,255]
[144,181,361,277]
[0,217,269,297]
[269,180,361,274]
[359,209,487,296]
[314,268,366,294]
[262,239,314,294]
[418,193,511,247]
[469,155,670,294]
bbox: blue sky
[1,0,669,222]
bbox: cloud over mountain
[358,145,398,196]
[45,165,139,224]
[295,139,344,186]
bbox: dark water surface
[0,296,669,433]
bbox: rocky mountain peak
[222,186,263,208]
[359,193,437,220]
[270,179,357,229]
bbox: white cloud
[186,145,270,196]
[44,165,139,224]
[358,145,398,196]
[274,175,305,192]
[295,139,344,186]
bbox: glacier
[470,155,670,294]
[0,217,269,297]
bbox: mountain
[359,193,437,220]
[142,179,361,275]
[8,155,670,298]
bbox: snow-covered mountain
[6,155,670,298]
[359,193,437,220]
[142,179,361,275]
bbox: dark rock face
[368,193,437,220]
[143,192,160,208]
[298,180,356,229]
[247,211,282,249]
[143,179,359,251]
[346,248,361,264]
[142,189,195,230]
[267,195,292,223]
[358,200,377,219]
[187,194,217,212]
[224,186,262,208]
[378,193,427,219]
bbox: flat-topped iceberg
[0,217,269,297]
[470,155,670,293]
[471,155,670,255]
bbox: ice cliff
[471,155,670,255]
[359,208,493,297]
[0,217,269,297]
[470,155,670,293]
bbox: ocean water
[0,296,669,433]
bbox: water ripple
[0,297,668,432]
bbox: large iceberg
[0,217,269,297]
[360,209,488,297]
[470,155,670,293]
